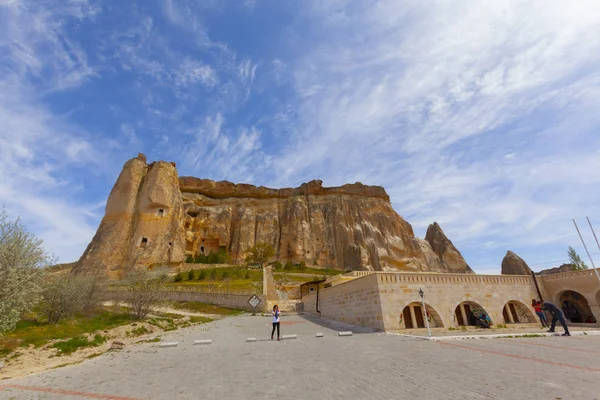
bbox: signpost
[248,294,261,315]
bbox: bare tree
[0,210,51,332]
[125,269,168,320]
[245,242,275,269]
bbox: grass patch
[0,311,136,356]
[169,301,243,316]
[189,316,212,324]
[53,334,106,356]
[447,327,457,331]
[127,326,151,337]
[495,324,507,329]
[136,337,161,343]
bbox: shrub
[298,261,307,270]
[283,262,294,271]
[209,269,217,280]
[187,270,195,281]
[185,255,194,263]
[197,270,206,280]
[244,271,250,279]
[272,261,283,270]
[40,273,105,324]
[221,272,230,280]
[244,243,275,268]
[174,274,183,282]
[124,269,168,320]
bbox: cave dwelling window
[158,208,165,217]
[140,237,148,248]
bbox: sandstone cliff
[501,251,532,275]
[424,223,473,274]
[73,154,185,278]
[76,154,474,276]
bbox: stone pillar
[409,305,418,329]
[506,305,515,323]
[590,304,600,325]
[460,304,468,326]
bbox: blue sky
[1,0,600,274]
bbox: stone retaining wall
[102,291,266,312]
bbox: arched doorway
[558,290,596,323]
[401,302,444,329]
[454,301,491,326]
[502,301,536,323]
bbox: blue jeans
[550,312,569,333]
[536,311,547,325]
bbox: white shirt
[272,310,280,323]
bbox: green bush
[194,253,208,263]
[244,271,250,279]
[284,262,294,271]
[173,274,183,282]
[272,261,283,270]
[298,261,307,270]
[209,269,217,280]
[221,272,230,280]
[185,255,194,263]
[187,270,195,280]
[197,270,206,280]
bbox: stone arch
[502,300,536,324]
[400,302,444,329]
[453,301,491,327]
[557,290,596,323]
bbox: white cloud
[269,0,600,270]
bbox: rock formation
[501,251,532,275]
[537,264,573,276]
[424,223,473,274]
[76,154,475,276]
[73,154,185,278]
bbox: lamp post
[419,288,431,337]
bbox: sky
[1,0,600,274]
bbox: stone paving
[1,314,599,400]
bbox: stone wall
[303,274,385,330]
[103,290,266,313]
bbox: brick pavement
[1,314,599,400]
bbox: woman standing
[271,305,281,341]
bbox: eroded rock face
[181,179,447,272]
[76,154,475,276]
[424,223,473,274]
[73,155,185,278]
[501,251,532,275]
[537,264,573,276]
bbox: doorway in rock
[454,301,490,326]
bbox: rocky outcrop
[73,154,185,278]
[537,264,573,276]
[501,251,532,275]
[424,223,473,274]
[76,154,476,277]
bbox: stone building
[301,269,600,331]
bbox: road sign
[248,295,261,314]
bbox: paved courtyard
[1,314,599,400]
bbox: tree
[124,269,168,320]
[245,242,275,269]
[568,246,588,270]
[0,210,51,332]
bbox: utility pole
[573,219,600,283]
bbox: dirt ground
[0,306,225,380]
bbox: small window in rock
[202,239,205,242]
[158,209,164,217]
[168,242,172,246]
[201,246,205,253]
[140,237,148,248]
